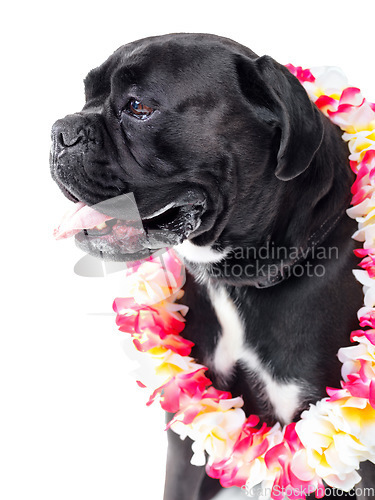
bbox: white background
[1,1,374,499]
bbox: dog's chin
[74,202,204,262]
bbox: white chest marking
[208,285,301,424]
[208,286,244,375]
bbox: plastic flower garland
[113,65,375,499]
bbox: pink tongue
[53,202,114,240]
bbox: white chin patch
[174,240,228,263]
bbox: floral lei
[113,65,375,499]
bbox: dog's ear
[236,55,324,181]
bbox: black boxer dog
[50,34,375,500]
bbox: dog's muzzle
[51,114,207,261]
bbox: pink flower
[313,95,338,114]
[208,422,324,498]
[350,150,375,205]
[353,248,375,279]
[328,95,375,133]
[315,87,363,114]
[206,415,274,488]
[351,148,375,177]
[113,294,192,355]
[169,388,246,466]
[358,307,375,328]
[117,249,186,305]
[326,327,375,409]
[263,424,324,499]
[299,66,349,104]
[286,64,315,83]
[169,386,238,427]
[133,327,194,356]
[147,367,212,413]
[114,298,188,335]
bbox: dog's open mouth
[53,192,206,261]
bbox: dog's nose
[51,114,104,149]
[51,118,85,148]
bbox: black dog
[50,34,375,500]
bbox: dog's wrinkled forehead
[84,34,256,107]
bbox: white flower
[343,129,375,162]
[179,403,246,466]
[296,398,375,490]
[303,66,348,102]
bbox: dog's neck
[179,115,354,288]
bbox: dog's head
[50,33,324,263]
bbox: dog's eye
[125,99,154,120]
